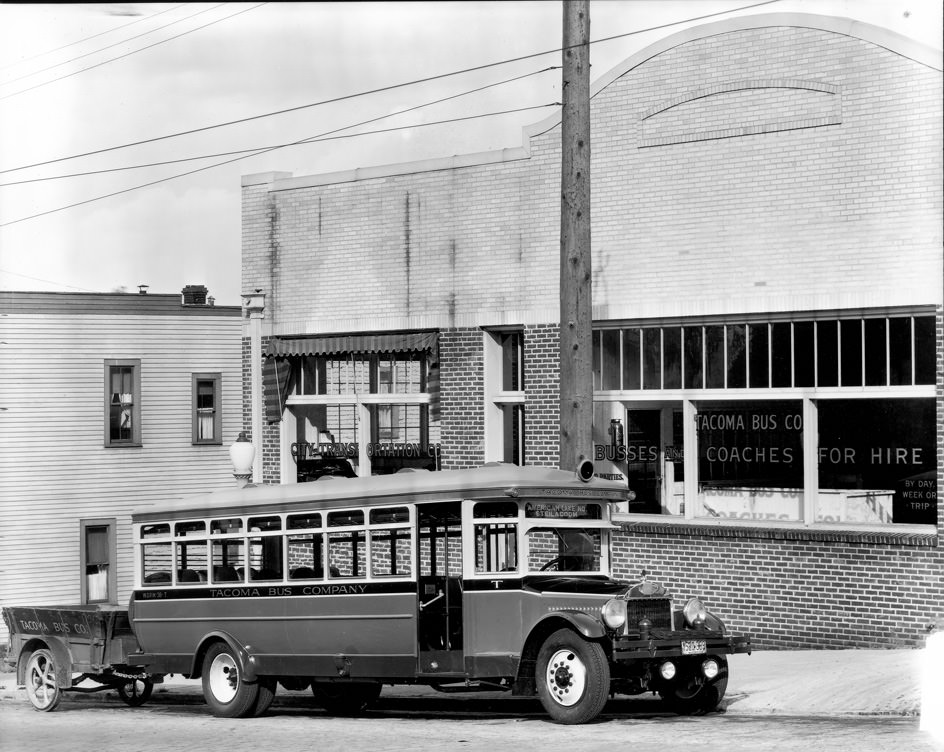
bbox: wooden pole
[559,0,592,473]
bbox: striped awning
[266,331,438,357]
[263,331,440,423]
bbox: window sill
[104,442,142,448]
[612,513,939,546]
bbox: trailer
[2,605,163,711]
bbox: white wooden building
[0,288,243,644]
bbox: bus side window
[288,534,324,579]
[474,523,518,573]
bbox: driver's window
[527,528,601,572]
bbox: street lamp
[229,431,255,487]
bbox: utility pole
[559,0,592,474]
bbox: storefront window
[817,399,937,525]
[696,401,804,522]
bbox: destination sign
[525,502,601,520]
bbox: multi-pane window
[104,359,141,446]
[593,315,935,391]
[486,331,526,465]
[192,373,221,444]
[82,519,115,603]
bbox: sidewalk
[0,649,927,717]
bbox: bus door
[417,501,464,675]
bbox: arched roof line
[524,12,943,141]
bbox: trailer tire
[201,642,259,718]
[25,649,62,712]
[117,677,153,707]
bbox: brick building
[240,14,943,648]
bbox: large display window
[592,311,938,529]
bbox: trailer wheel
[535,628,610,724]
[201,642,259,718]
[25,649,62,712]
[117,677,153,707]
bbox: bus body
[128,465,750,724]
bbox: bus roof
[132,465,629,522]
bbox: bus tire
[25,648,62,712]
[536,628,610,724]
[201,642,259,718]
[311,681,382,715]
[248,678,277,716]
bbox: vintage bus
[128,464,750,724]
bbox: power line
[1,67,560,226]
[1,105,557,187]
[0,267,97,292]
[0,66,557,186]
[0,0,780,175]
[0,3,187,74]
[0,3,266,102]
[0,3,222,87]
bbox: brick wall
[439,328,485,469]
[524,324,560,467]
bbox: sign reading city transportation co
[291,442,441,461]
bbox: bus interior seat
[144,571,171,583]
[177,569,200,582]
[214,566,240,582]
[329,566,341,577]
[290,567,319,579]
[251,568,282,580]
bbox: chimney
[181,285,209,306]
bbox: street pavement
[0,648,932,718]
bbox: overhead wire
[0,2,266,102]
[0,0,783,227]
[0,0,780,174]
[0,66,560,225]
[0,3,187,72]
[0,3,223,87]
[1,62,559,188]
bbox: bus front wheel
[535,629,610,724]
[201,642,259,718]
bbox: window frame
[192,372,222,445]
[104,359,142,447]
[80,518,117,605]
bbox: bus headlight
[683,598,708,627]
[659,661,676,680]
[602,598,627,630]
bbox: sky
[0,1,940,306]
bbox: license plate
[681,639,706,655]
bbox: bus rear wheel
[535,629,610,724]
[201,642,259,718]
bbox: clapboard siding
[0,298,242,644]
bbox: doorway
[417,502,464,675]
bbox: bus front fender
[191,632,260,683]
[535,611,606,640]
